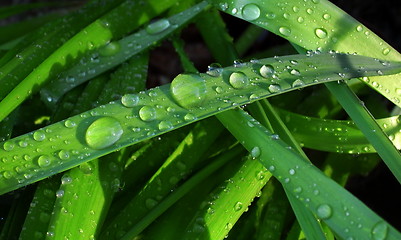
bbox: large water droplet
[242,4,261,21]
[279,27,291,36]
[158,120,173,131]
[292,79,305,88]
[3,141,14,151]
[99,42,121,57]
[315,28,328,39]
[37,155,51,167]
[139,106,157,121]
[121,94,139,107]
[229,72,249,89]
[146,18,170,34]
[64,119,76,128]
[371,222,388,240]
[251,146,261,158]
[316,204,332,219]
[170,74,207,109]
[259,64,275,78]
[58,150,70,160]
[33,130,46,142]
[85,117,123,150]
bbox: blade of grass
[217,108,401,239]
[0,53,399,194]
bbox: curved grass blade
[0,0,178,122]
[210,0,401,107]
[40,2,209,106]
[279,108,401,153]
[0,53,399,194]
[217,108,401,239]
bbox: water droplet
[279,27,291,36]
[356,25,363,32]
[33,130,46,142]
[289,169,296,175]
[229,72,249,89]
[315,28,328,39]
[266,12,276,19]
[184,113,196,121]
[19,140,28,147]
[371,222,388,240]
[292,79,305,87]
[139,106,157,122]
[158,120,173,131]
[268,84,281,93]
[259,64,275,78]
[382,48,390,55]
[256,171,266,180]
[3,141,14,151]
[250,146,261,158]
[242,4,261,21]
[61,175,72,185]
[64,119,76,128]
[171,74,207,109]
[58,150,70,160]
[85,117,123,150]
[80,162,94,174]
[145,198,158,209]
[306,8,313,14]
[297,16,304,23]
[268,166,275,172]
[99,42,121,57]
[37,155,51,167]
[206,63,223,77]
[316,204,332,219]
[289,69,301,76]
[234,201,243,211]
[121,94,139,107]
[294,186,302,193]
[146,18,170,34]
[323,13,331,20]
[55,189,64,198]
[225,223,233,230]
[2,171,12,179]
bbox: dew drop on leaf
[371,221,388,240]
[229,72,249,89]
[33,130,46,142]
[85,117,123,149]
[2,171,12,179]
[158,120,173,131]
[139,106,157,122]
[315,28,328,39]
[184,113,196,121]
[279,26,291,36]
[99,42,121,57]
[58,150,70,160]
[170,74,207,109]
[146,18,170,34]
[64,119,76,128]
[316,204,332,219]
[3,141,15,151]
[241,3,261,21]
[268,84,281,93]
[121,94,139,107]
[55,189,64,198]
[323,13,331,20]
[292,79,305,87]
[234,201,243,211]
[289,69,301,76]
[259,64,275,78]
[61,175,72,185]
[207,63,223,77]
[250,146,261,158]
[80,162,95,174]
[37,155,51,167]
[382,48,390,55]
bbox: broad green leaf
[0,53,399,194]
[278,108,401,153]
[217,108,401,239]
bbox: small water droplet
[250,146,261,158]
[158,120,173,131]
[292,79,305,88]
[371,221,388,240]
[171,74,207,109]
[85,117,123,149]
[64,119,76,128]
[58,150,70,160]
[242,3,261,21]
[121,94,139,107]
[259,64,275,78]
[279,27,291,36]
[356,25,363,32]
[206,63,223,77]
[256,171,266,180]
[268,166,275,172]
[234,201,243,211]
[99,42,121,57]
[315,28,328,39]
[306,8,314,14]
[297,16,304,23]
[3,141,15,151]
[323,13,331,20]
[33,130,46,142]
[145,198,158,209]
[268,84,281,93]
[184,113,196,121]
[55,189,64,198]
[266,12,276,19]
[316,204,332,219]
[37,155,51,167]
[18,140,28,147]
[289,69,301,76]
[80,162,95,174]
[61,175,72,185]
[382,48,390,55]
[229,72,249,89]
[146,18,170,34]
[289,169,296,175]
[2,171,12,179]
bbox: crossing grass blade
[217,108,401,240]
